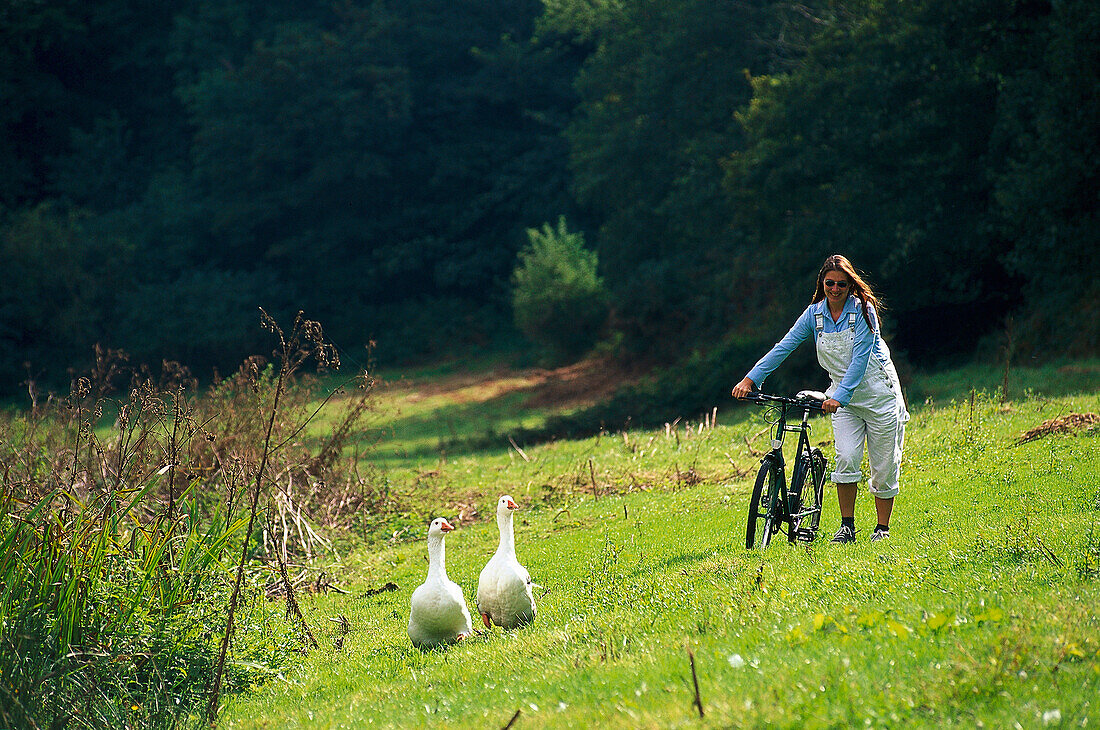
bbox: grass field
[213,359,1100,729]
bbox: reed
[0,312,378,728]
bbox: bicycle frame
[743,392,828,548]
[766,403,816,529]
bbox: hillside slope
[219,365,1100,729]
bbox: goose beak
[506,499,519,510]
[440,520,454,532]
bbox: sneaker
[870,527,890,542]
[830,525,856,544]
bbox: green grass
[903,358,1100,405]
[216,361,1100,728]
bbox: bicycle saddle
[795,390,828,403]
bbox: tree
[0,204,119,383]
[178,0,584,357]
[0,0,86,207]
[725,0,1021,361]
[991,0,1100,355]
[512,216,608,359]
[564,0,778,357]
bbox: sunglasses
[823,279,850,289]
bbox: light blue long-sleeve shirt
[744,297,894,406]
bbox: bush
[511,217,609,361]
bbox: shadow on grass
[375,390,554,460]
[635,549,717,577]
[369,358,1100,467]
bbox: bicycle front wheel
[746,455,781,549]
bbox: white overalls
[815,311,909,498]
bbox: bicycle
[741,391,830,549]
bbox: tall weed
[0,314,380,728]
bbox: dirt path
[386,356,645,411]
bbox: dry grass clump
[5,350,383,559]
[1015,412,1100,444]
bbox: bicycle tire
[789,448,827,539]
[788,454,810,541]
[807,448,827,533]
[746,456,781,549]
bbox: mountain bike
[741,391,829,549]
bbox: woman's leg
[830,409,866,488]
[837,482,858,518]
[864,405,905,502]
[874,495,894,525]
[864,401,904,538]
[831,408,866,541]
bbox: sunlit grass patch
[215,363,1099,729]
[11,354,1094,728]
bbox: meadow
[215,359,1100,729]
[2,350,1097,728]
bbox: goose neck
[496,511,515,556]
[427,534,448,581]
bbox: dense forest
[2,0,1096,395]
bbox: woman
[732,255,909,543]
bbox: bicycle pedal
[795,529,816,542]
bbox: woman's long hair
[811,254,882,331]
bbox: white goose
[476,495,537,629]
[408,517,474,649]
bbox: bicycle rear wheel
[790,448,827,540]
[746,456,781,549]
[807,448,827,533]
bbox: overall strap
[847,312,857,331]
[815,313,825,335]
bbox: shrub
[511,217,609,361]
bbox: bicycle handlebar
[739,390,828,411]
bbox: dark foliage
[1,0,1097,399]
[0,0,584,391]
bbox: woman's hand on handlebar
[732,377,756,400]
[822,398,841,414]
